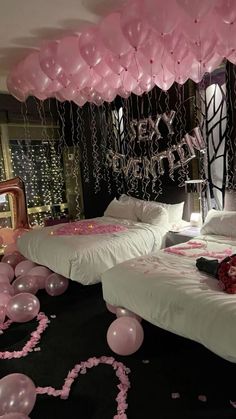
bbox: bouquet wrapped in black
[196,254,236,294]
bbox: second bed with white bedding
[102,234,236,362]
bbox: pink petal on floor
[198,395,207,402]
[171,392,180,399]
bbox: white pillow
[119,194,184,225]
[104,198,138,221]
[141,203,168,225]
[200,209,236,237]
[118,194,143,221]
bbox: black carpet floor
[1,280,236,419]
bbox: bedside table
[165,226,201,247]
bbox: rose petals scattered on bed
[51,221,128,236]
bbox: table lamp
[185,179,207,225]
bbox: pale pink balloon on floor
[0,305,6,323]
[0,413,30,419]
[30,275,46,290]
[2,252,25,269]
[0,373,36,415]
[4,243,19,255]
[106,302,117,314]
[45,274,69,296]
[28,266,52,279]
[116,307,142,322]
[0,292,12,307]
[0,262,15,282]
[15,260,37,278]
[0,283,14,296]
[0,274,10,284]
[12,276,39,295]
[107,316,144,355]
[6,293,40,323]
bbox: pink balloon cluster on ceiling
[6,0,236,105]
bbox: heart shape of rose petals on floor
[0,312,49,359]
[36,356,130,418]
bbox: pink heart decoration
[36,356,130,418]
[0,312,49,359]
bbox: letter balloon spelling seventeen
[0,373,36,416]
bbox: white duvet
[17,216,168,285]
[102,234,236,363]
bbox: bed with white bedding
[102,209,236,362]
[17,194,187,285]
[17,216,169,285]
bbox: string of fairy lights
[9,139,65,226]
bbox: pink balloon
[28,266,51,278]
[0,305,6,323]
[106,302,117,314]
[4,243,18,255]
[0,413,30,419]
[45,273,69,296]
[0,283,14,296]
[7,74,28,102]
[145,0,182,35]
[70,65,90,90]
[6,293,40,323]
[107,316,144,355]
[23,52,51,92]
[106,54,124,75]
[0,274,10,284]
[203,53,223,73]
[73,94,87,107]
[56,71,70,88]
[154,64,175,91]
[1,252,25,269]
[215,0,236,24]
[39,40,63,80]
[79,27,104,68]
[57,36,84,76]
[0,373,36,415]
[177,0,217,20]
[106,73,122,89]
[100,12,132,55]
[0,263,15,282]
[6,61,31,102]
[140,30,164,64]
[117,86,130,99]
[59,82,78,101]
[120,0,150,49]
[116,307,142,322]
[0,292,12,307]
[122,70,138,92]
[12,275,39,295]
[44,79,63,95]
[189,59,205,83]
[15,260,37,278]
[94,59,112,78]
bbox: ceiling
[0,0,127,92]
